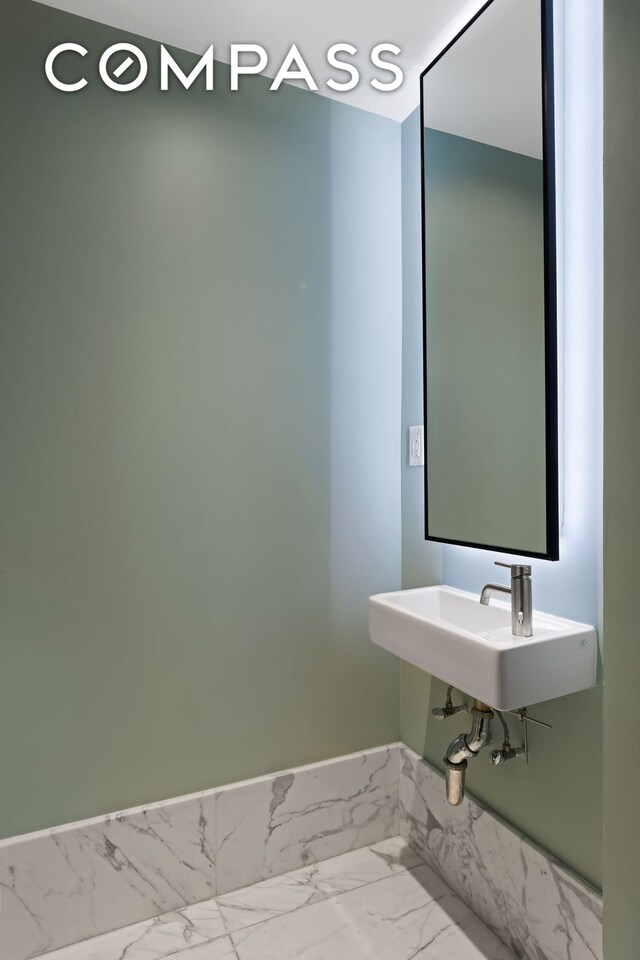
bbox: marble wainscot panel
[399,746,603,960]
[0,744,399,960]
[215,743,399,894]
[0,790,218,960]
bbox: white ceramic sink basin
[369,585,597,710]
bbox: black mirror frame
[420,0,559,562]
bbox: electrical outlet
[409,425,424,466]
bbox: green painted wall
[401,104,603,889]
[603,0,640,952]
[0,1,402,839]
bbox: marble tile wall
[0,745,400,960]
[0,743,603,960]
[399,746,603,960]
[215,746,400,895]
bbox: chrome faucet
[480,562,533,637]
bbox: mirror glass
[421,0,558,560]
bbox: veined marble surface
[399,747,603,960]
[31,838,515,960]
[231,862,516,960]
[216,745,399,894]
[0,745,399,960]
[0,792,218,960]
[0,743,603,960]
[31,901,227,960]
[216,836,422,932]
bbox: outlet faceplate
[409,425,424,466]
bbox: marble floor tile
[168,940,238,960]
[217,837,422,932]
[34,900,227,960]
[231,863,516,960]
[178,902,227,943]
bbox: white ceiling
[33,0,491,121]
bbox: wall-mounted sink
[369,585,597,710]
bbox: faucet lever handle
[495,561,531,577]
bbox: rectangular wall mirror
[421,0,559,560]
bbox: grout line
[224,858,464,953]
[220,837,423,939]
[229,941,241,960]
